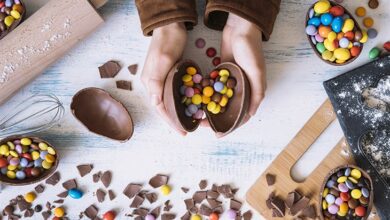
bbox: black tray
[324,55,390,219]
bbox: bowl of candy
[0,0,26,40]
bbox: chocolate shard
[101,170,112,188]
[242,210,252,220]
[134,216,143,220]
[266,192,275,209]
[145,192,158,204]
[199,180,208,190]
[42,210,51,220]
[108,190,116,201]
[84,205,98,219]
[17,199,31,211]
[270,196,285,217]
[181,187,189,193]
[199,204,212,216]
[133,208,149,217]
[149,174,169,188]
[123,183,143,199]
[99,61,121,78]
[34,184,45,194]
[93,171,102,183]
[207,190,219,199]
[57,191,68,198]
[290,196,310,216]
[163,200,173,212]
[302,204,316,219]
[53,199,64,204]
[272,208,284,217]
[150,206,161,219]
[286,191,302,209]
[130,194,145,208]
[128,64,138,75]
[161,213,176,220]
[116,80,132,91]
[207,199,222,209]
[77,164,93,177]
[184,199,194,210]
[24,208,34,217]
[230,199,242,211]
[46,172,60,186]
[266,173,276,186]
[193,191,207,204]
[211,184,218,192]
[217,184,233,198]
[181,212,191,220]
[213,206,224,214]
[96,189,106,203]
[62,179,77,190]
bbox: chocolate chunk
[211,184,218,192]
[290,196,310,216]
[57,191,68,198]
[3,205,14,215]
[123,183,142,199]
[99,61,121,78]
[101,170,112,188]
[46,202,53,210]
[302,204,316,219]
[130,195,144,208]
[135,216,143,220]
[217,184,233,198]
[108,190,116,201]
[133,208,149,217]
[93,171,102,183]
[266,173,276,186]
[184,199,194,210]
[35,184,45,194]
[207,199,222,209]
[128,64,138,75]
[84,205,98,219]
[42,210,51,220]
[116,80,132,91]
[230,199,242,211]
[149,174,169,188]
[46,172,60,186]
[272,208,284,217]
[232,188,239,195]
[213,206,224,214]
[199,204,212,216]
[150,206,161,219]
[270,196,285,217]
[34,205,42,212]
[163,200,172,212]
[161,213,176,220]
[181,187,189,193]
[199,180,208,189]
[242,210,252,220]
[207,190,219,199]
[145,192,158,204]
[96,189,106,203]
[286,190,302,209]
[368,0,379,9]
[193,191,207,203]
[266,192,275,209]
[77,164,93,177]
[181,212,191,220]
[17,199,31,211]
[62,179,77,190]
[53,199,64,204]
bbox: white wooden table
[0,0,389,219]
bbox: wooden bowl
[163,60,250,136]
[318,165,374,220]
[0,136,59,186]
[70,87,134,142]
[0,0,26,41]
[306,1,364,66]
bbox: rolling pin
[0,0,108,105]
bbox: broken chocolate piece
[46,172,60,186]
[199,204,212,216]
[3,205,14,215]
[62,179,77,190]
[199,180,207,190]
[99,61,121,78]
[242,210,252,220]
[272,208,284,217]
[128,64,138,75]
[184,199,194,210]
[17,199,31,211]
[133,208,149,217]
[53,199,64,204]
[145,192,158,204]
[163,200,172,212]
[193,191,207,203]
[207,199,222,209]
[181,212,191,220]
[290,196,310,216]
[96,189,106,203]
[34,184,45,194]
[270,196,285,217]
[230,199,242,211]
[149,174,169,188]
[286,191,302,209]
[266,192,275,209]
[213,206,224,214]
[217,184,233,198]
[42,210,51,220]
[302,204,316,219]
[207,190,219,199]
[93,171,102,183]
[77,164,93,177]
[45,202,53,210]
[34,205,42,212]
[108,190,116,201]
[57,191,68,198]
[161,213,176,220]
[116,80,132,91]
[101,171,112,188]
[123,183,142,199]
[181,187,189,193]
[135,216,142,220]
[130,195,145,208]
[150,206,161,219]
[84,205,98,219]
[266,173,276,186]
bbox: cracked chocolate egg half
[71,87,134,142]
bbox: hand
[141,22,188,135]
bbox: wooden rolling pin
[0,0,108,105]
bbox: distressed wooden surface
[0,0,389,219]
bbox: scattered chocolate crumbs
[149,174,169,188]
[302,204,316,219]
[270,196,285,217]
[290,196,310,216]
[17,199,31,211]
[101,171,112,188]
[181,187,189,193]
[99,61,121,78]
[53,199,64,204]
[161,213,176,220]
[96,189,106,203]
[199,204,212,216]
[266,173,276,186]
[217,184,233,198]
[199,180,207,189]
[130,195,145,208]
[34,184,45,194]
[84,205,98,219]
[151,206,161,219]
[62,179,77,190]
[45,202,52,210]
[193,191,207,203]
[242,210,252,220]
[230,199,242,211]
[108,190,116,201]
[128,64,138,75]
[123,183,142,199]
[77,164,93,177]
[145,192,158,204]
[42,210,51,220]
[46,172,60,186]
[57,191,68,198]
[24,209,34,218]
[34,205,42,212]
[163,200,172,212]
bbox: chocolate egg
[0,0,26,40]
[163,60,250,136]
[70,88,134,142]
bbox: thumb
[147,78,165,106]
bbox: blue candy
[20,158,28,167]
[320,13,333,26]
[307,17,321,27]
[188,104,198,114]
[1,167,7,175]
[5,0,13,7]
[213,82,224,92]
[331,17,344,33]
[185,108,192,117]
[34,158,43,167]
[40,151,48,160]
[326,180,336,188]
[344,167,351,176]
[362,188,370,198]
[69,188,83,199]
[16,171,26,180]
[309,8,315,19]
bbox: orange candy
[209,213,219,220]
[337,32,344,40]
[355,206,366,217]
[363,17,374,28]
[340,192,350,201]
[344,31,355,41]
[355,7,366,17]
[319,25,332,38]
[350,46,361,57]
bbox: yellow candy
[322,50,333,61]
[22,145,29,153]
[351,189,362,199]
[7,142,15,150]
[31,151,40,160]
[0,144,10,155]
[10,10,21,19]
[203,86,214,97]
[202,95,210,104]
[186,66,197,75]
[24,192,37,203]
[161,185,171,195]
[329,55,336,62]
[207,102,217,112]
[339,202,348,214]
[337,211,347,217]
[12,4,24,14]
[182,74,192,83]
[322,188,329,198]
[324,39,335,51]
[348,42,353,49]
[192,94,202,105]
[20,138,32,146]
[334,48,351,61]
[211,104,221,114]
[314,0,331,14]
[39,142,48,151]
[47,147,56,155]
[7,165,17,171]
[185,98,192,106]
[220,75,228,83]
[54,207,65,217]
[42,160,53,169]
[226,89,233,98]
[219,69,230,77]
[45,154,56,163]
[220,86,227,94]
[337,176,347,183]
[359,30,368,43]
[219,95,228,107]
[348,176,358,184]
[4,16,14,27]
[322,200,328,210]
[342,19,354,33]
[7,171,16,179]
[336,59,346,64]
[327,32,337,42]
[9,151,18,157]
[351,169,361,179]
[191,214,202,220]
[184,81,194,87]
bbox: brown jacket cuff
[136,0,198,36]
[204,0,281,40]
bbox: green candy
[368,47,381,59]
[316,43,326,54]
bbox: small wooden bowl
[0,0,27,41]
[0,136,59,186]
[306,1,364,66]
[318,165,374,220]
[163,60,250,136]
[70,87,134,142]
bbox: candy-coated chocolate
[186,66,197,75]
[42,160,53,169]
[367,28,377,39]
[355,206,366,217]
[318,25,331,38]
[203,86,214,97]
[314,0,331,14]
[384,42,390,52]
[191,214,202,220]
[308,17,321,27]
[325,194,335,204]
[69,188,83,199]
[15,170,26,179]
[339,202,348,214]
[327,31,336,42]
[54,207,65,217]
[6,170,16,179]
[206,47,217,58]
[363,17,374,28]
[226,209,237,219]
[328,204,339,215]
[351,189,362,199]
[355,7,366,17]
[212,57,221,66]
[185,87,195,98]
[335,197,343,206]
[209,213,219,220]
[329,6,344,17]
[348,199,358,209]
[0,158,7,168]
[161,184,171,195]
[20,138,32,146]
[25,192,37,203]
[321,13,333,25]
[339,38,349,48]
[342,19,354,33]
[213,82,224,92]
[331,17,344,33]
[351,169,361,179]
[192,94,202,105]
[192,74,202,84]
[338,183,349,192]
[334,48,351,61]
[31,167,41,177]
[38,142,48,151]
[359,30,368,43]
[103,211,116,220]
[195,38,206,49]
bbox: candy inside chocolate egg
[70,88,134,142]
[0,0,26,40]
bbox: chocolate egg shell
[0,136,59,186]
[70,87,134,142]
[319,165,374,220]
[0,0,26,41]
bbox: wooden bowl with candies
[0,136,59,186]
[306,0,366,66]
[0,0,26,40]
[319,165,374,220]
[163,60,250,136]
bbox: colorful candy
[383,41,390,52]
[69,188,83,199]
[191,214,202,220]
[206,47,217,58]
[363,17,374,28]
[368,47,381,59]
[24,192,37,203]
[226,209,237,219]
[103,211,116,220]
[355,7,366,17]
[54,207,65,217]
[160,184,171,195]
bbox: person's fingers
[221,26,234,62]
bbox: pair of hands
[141,13,267,135]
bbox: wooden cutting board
[246,99,380,220]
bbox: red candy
[209,70,219,79]
[351,46,361,57]
[384,41,390,52]
[53,217,61,220]
[25,168,33,177]
[21,153,32,161]
[193,88,201,94]
[355,206,366,217]
[0,158,8,168]
[206,47,217,58]
[344,31,355,41]
[209,213,219,220]
[329,6,344,17]
[103,211,116,220]
[340,192,350,201]
[212,57,221,66]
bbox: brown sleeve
[204,0,281,40]
[135,0,198,36]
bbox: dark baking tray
[324,55,390,219]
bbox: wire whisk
[0,94,65,138]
